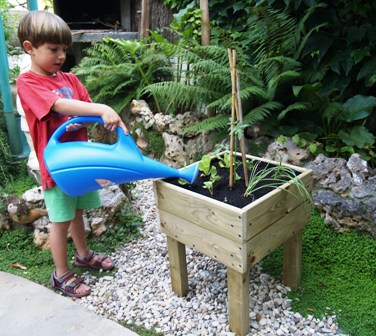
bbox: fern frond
[183,114,229,135]
[278,102,311,121]
[243,101,283,125]
[250,7,297,62]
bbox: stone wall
[305,154,376,238]
[264,141,376,238]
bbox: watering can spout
[44,116,199,197]
[178,163,199,184]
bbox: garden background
[0,1,375,336]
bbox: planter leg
[167,236,188,296]
[283,230,303,290]
[227,267,250,336]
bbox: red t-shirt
[16,71,92,190]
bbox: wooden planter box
[153,153,313,336]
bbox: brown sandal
[73,250,115,271]
[50,270,91,298]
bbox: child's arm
[52,98,128,133]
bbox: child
[16,10,129,298]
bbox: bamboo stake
[235,72,249,186]
[228,49,237,190]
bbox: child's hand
[66,123,85,132]
[101,110,129,134]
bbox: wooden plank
[283,230,303,289]
[243,153,310,173]
[155,181,245,242]
[247,202,310,267]
[159,209,247,272]
[167,237,188,296]
[227,268,250,336]
[244,171,313,240]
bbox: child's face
[24,41,68,76]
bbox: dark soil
[166,159,299,209]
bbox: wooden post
[140,0,150,38]
[167,237,189,296]
[227,267,250,336]
[283,230,303,289]
[200,0,210,46]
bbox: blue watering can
[44,116,199,197]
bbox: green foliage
[262,210,376,336]
[143,32,280,133]
[0,204,143,284]
[124,323,163,336]
[192,1,376,164]
[71,38,170,114]
[170,2,202,42]
[141,128,165,159]
[0,0,16,47]
[0,226,55,284]
[163,0,192,11]
[0,114,34,193]
[72,0,376,166]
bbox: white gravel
[77,180,348,336]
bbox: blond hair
[18,11,72,48]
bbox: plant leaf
[338,126,375,147]
[341,95,376,122]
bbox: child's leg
[70,209,113,269]
[69,209,89,257]
[49,220,91,294]
[49,220,71,275]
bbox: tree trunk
[140,0,150,37]
[200,0,210,46]
[132,0,175,41]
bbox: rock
[161,131,213,168]
[264,139,311,166]
[168,112,203,137]
[6,194,47,225]
[22,186,44,203]
[306,154,352,193]
[307,154,376,238]
[0,213,10,230]
[3,184,129,248]
[91,217,107,237]
[347,154,370,185]
[154,113,172,132]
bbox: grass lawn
[262,210,376,336]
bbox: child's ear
[22,41,33,54]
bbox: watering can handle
[50,116,113,143]
[48,116,142,159]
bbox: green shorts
[43,186,101,223]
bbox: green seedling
[203,171,221,196]
[244,160,312,210]
[216,152,231,168]
[216,152,242,181]
[199,155,216,176]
